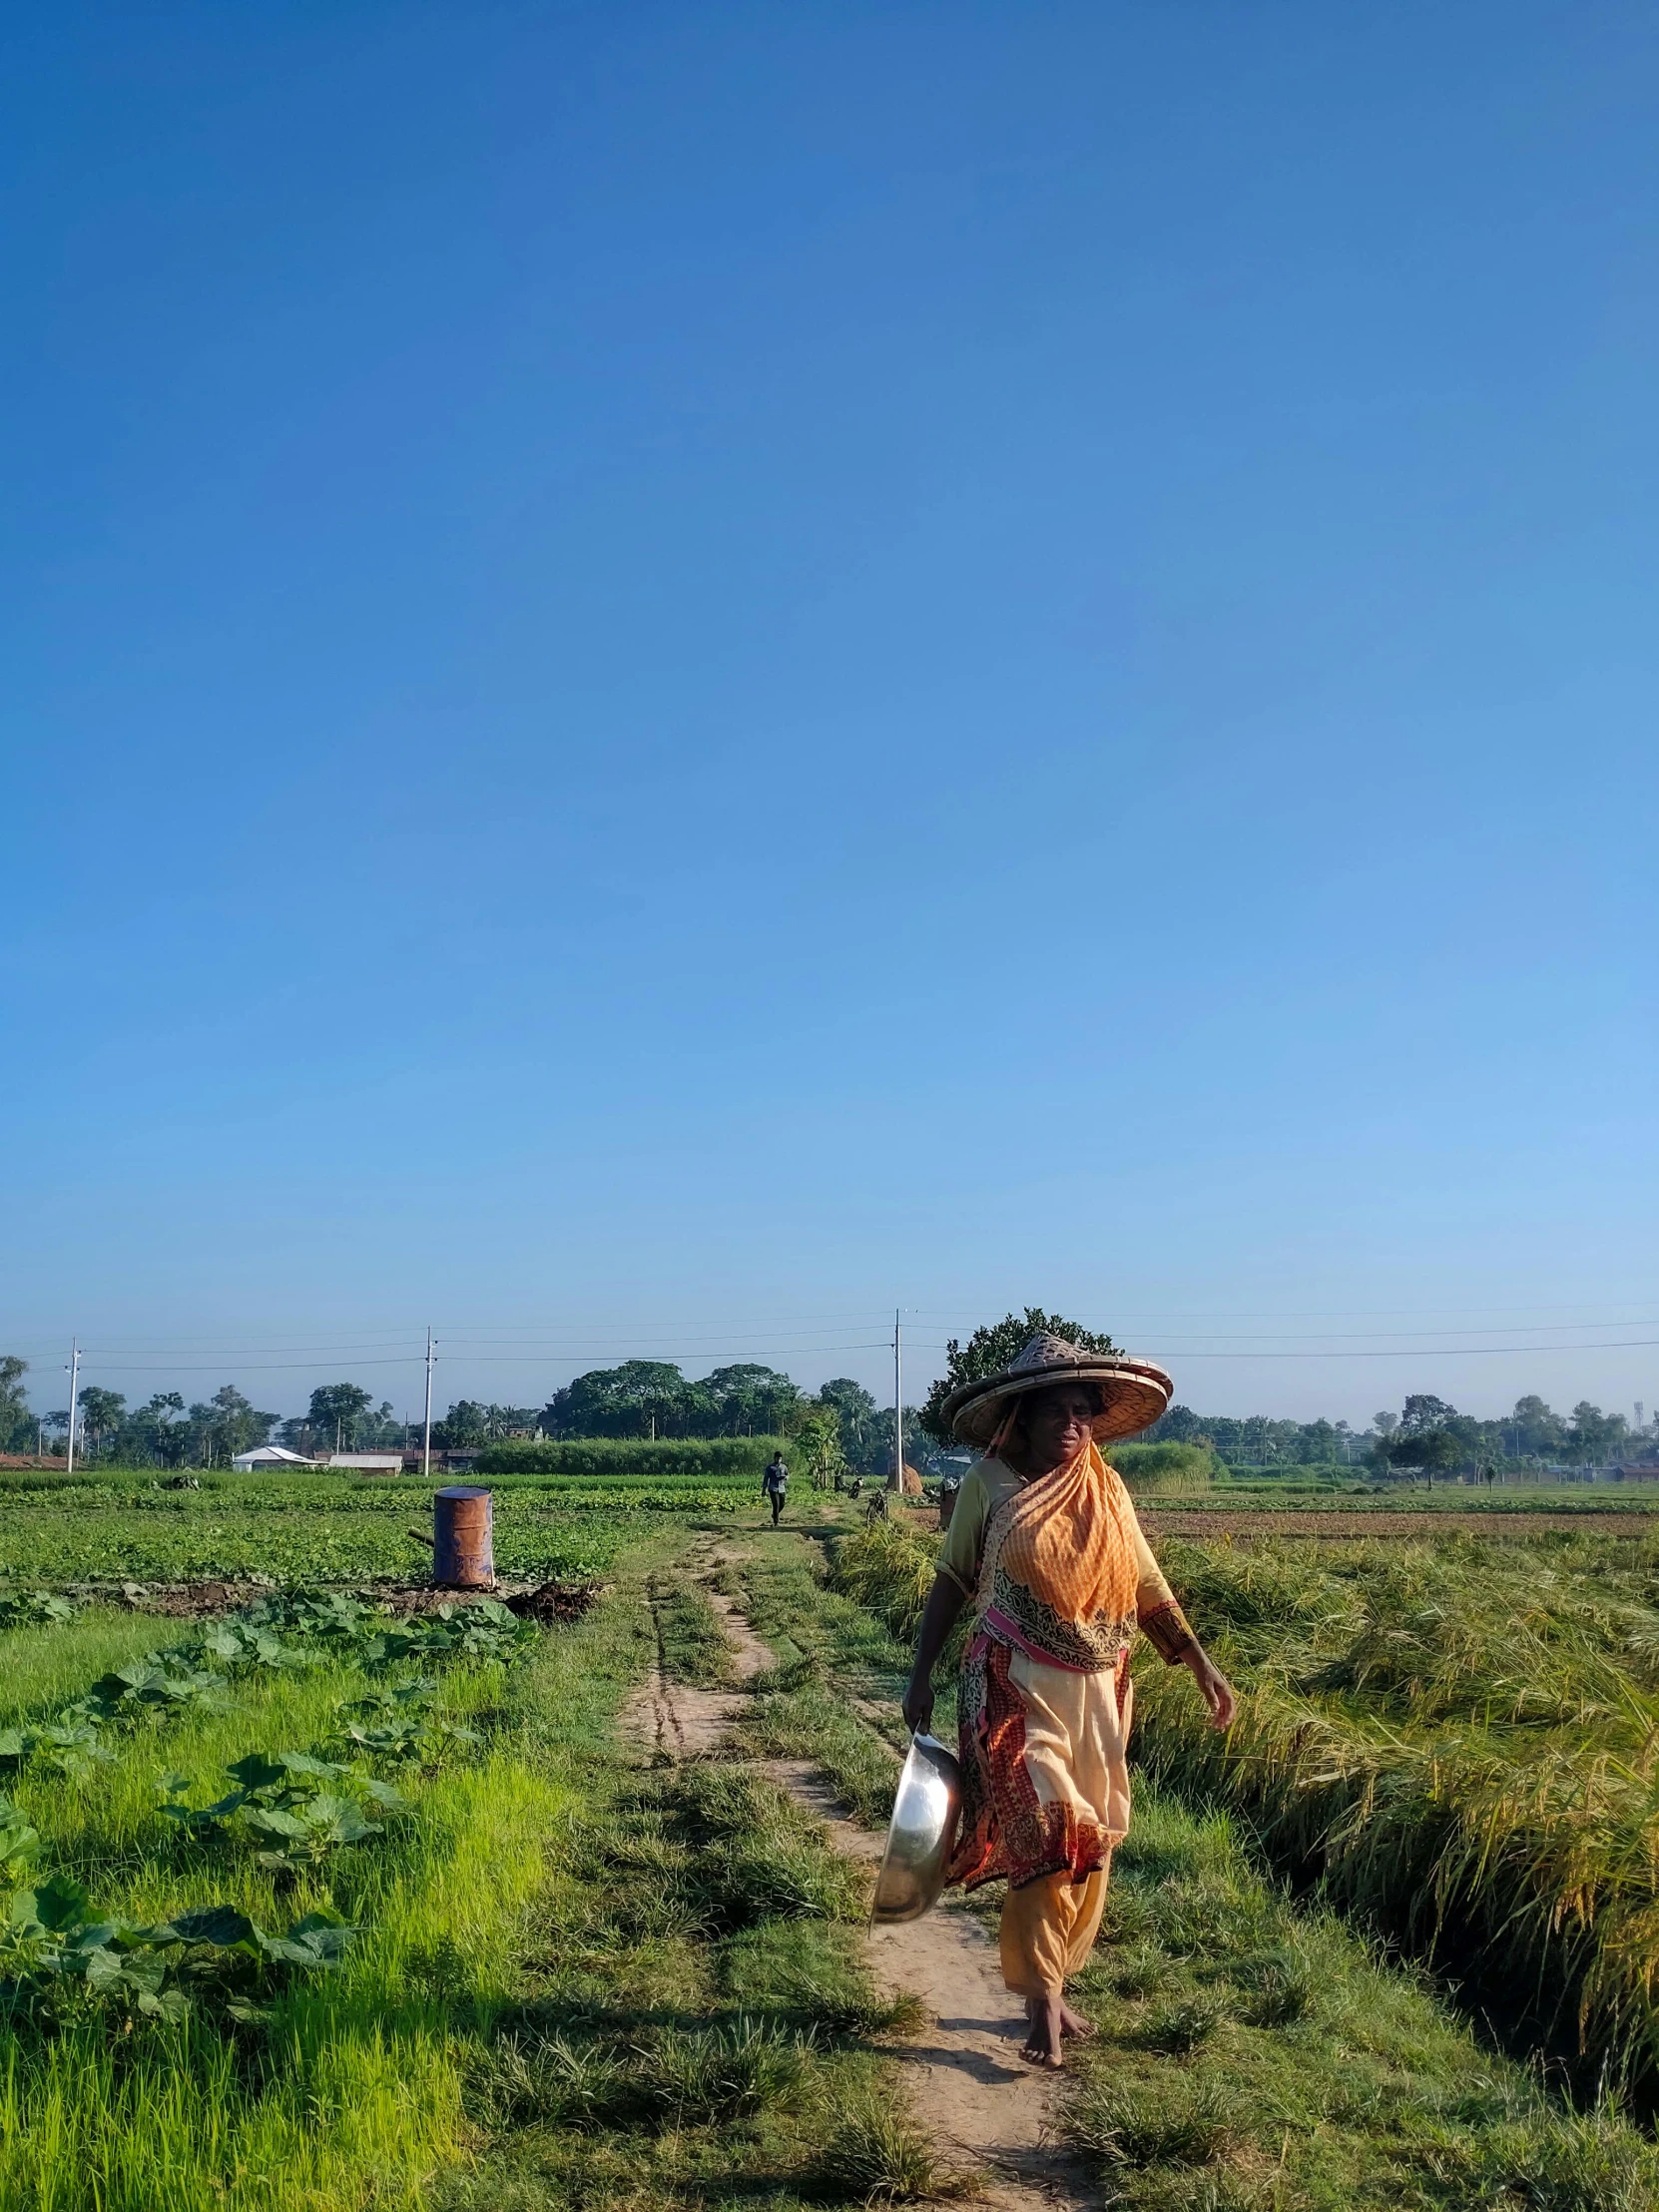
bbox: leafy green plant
[163,1747,406,1877]
[0,1796,40,1881]
[364,1599,537,1668]
[185,1618,312,1672]
[78,1655,230,1725]
[0,1717,112,1780]
[336,1680,481,1764]
[0,1873,353,2025]
[244,1587,377,1642]
[0,1592,75,1629]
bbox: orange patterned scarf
[980,1438,1140,1671]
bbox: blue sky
[4,2,1656,1428]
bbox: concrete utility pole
[422,1328,436,1479]
[64,1340,81,1474]
[889,1309,903,1491]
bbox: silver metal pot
[871,1732,962,1923]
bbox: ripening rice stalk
[832,1515,1659,2100]
[830,1523,940,1648]
[1133,1534,1659,2097]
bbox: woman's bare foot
[1020,1994,1065,2068]
[1058,1999,1095,2040]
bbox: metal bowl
[871,1732,962,1923]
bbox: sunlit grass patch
[0,1608,183,1727]
[650,1572,739,1688]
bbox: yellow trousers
[998,1866,1108,1997]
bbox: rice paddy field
[6,1465,1659,2209]
[835,1503,1659,2110]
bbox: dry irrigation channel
[4,1479,1659,2208]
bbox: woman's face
[1019,1383,1098,1472]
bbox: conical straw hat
[940,1332,1172,1449]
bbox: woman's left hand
[1186,1648,1237,1730]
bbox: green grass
[0,1521,936,2212]
[30,1487,1659,2208]
[0,1619,558,2209]
[434,1545,939,2212]
[724,1533,913,1826]
[1057,1794,1659,2211]
[649,1572,740,1688]
[0,1608,184,1725]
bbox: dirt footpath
[623,1550,1090,2212]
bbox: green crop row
[473,1435,789,1477]
[0,1586,536,2065]
[0,1502,674,1587]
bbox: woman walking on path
[901,1333,1235,2069]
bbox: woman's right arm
[901,1572,970,1733]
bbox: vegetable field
[0,1483,934,2212]
[0,1466,762,1588]
[0,1584,548,2205]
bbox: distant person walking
[762,1449,789,1525]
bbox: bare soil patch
[71,1578,266,1616]
[62,1575,603,1619]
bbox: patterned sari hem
[947,1636,1122,1893]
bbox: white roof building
[327,1452,404,1472]
[231,1443,314,1470]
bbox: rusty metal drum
[433,1486,494,1587]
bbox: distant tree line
[0,1365,282,1467]
[0,1352,942,1478]
[534,1362,940,1477]
[4,1334,1648,1482]
[1152,1391,1654,1473]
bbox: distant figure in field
[762,1449,789,1525]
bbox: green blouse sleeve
[937,1467,992,1598]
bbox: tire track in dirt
[623,1542,1092,2212]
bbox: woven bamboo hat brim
[941,1332,1173,1449]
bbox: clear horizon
[6,1304,1656,1436]
[5,4,1656,1429]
